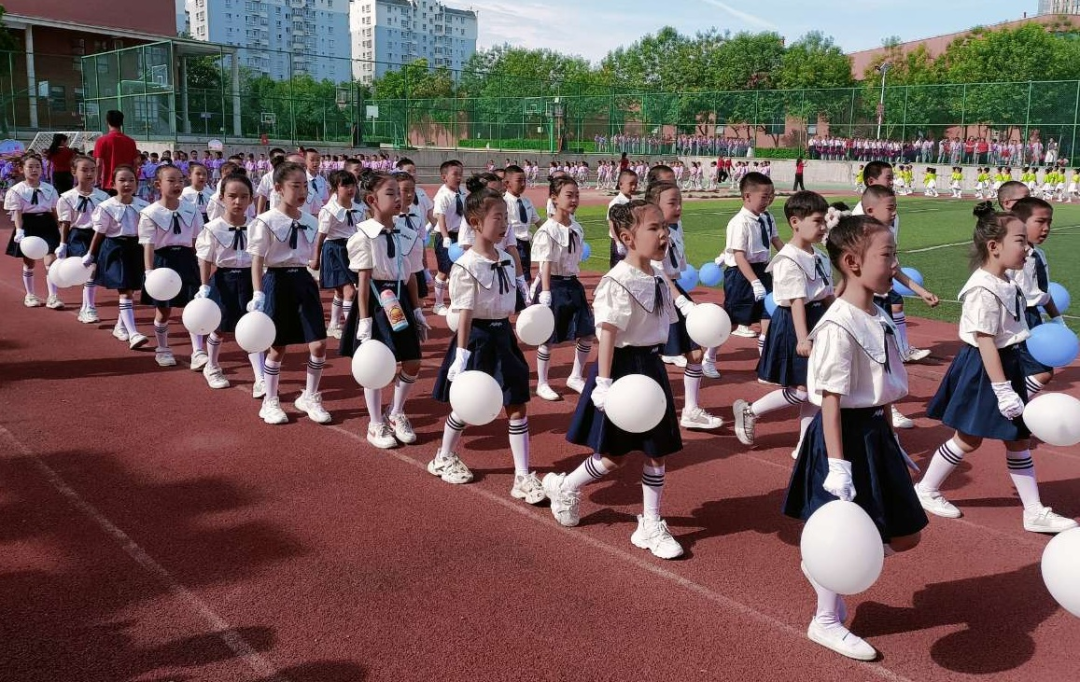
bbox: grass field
[574,195,1080,328]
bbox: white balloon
[605,374,667,433]
[57,257,95,288]
[19,236,48,260]
[449,370,503,425]
[446,307,460,333]
[685,303,732,348]
[47,259,67,287]
[1024,393,1080,447]
[145,267,182,301]
[182,298,222,335]
[234,311,276,353]
[1042,527,1080,618]
[801,500,884,595]
[351,340,398,389]
[515,305,555,346]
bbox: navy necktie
[455,193,464,216]
[197,192,205,206]
[384,229,399,258]
[568,230,577,254]
[288,220,302,249]
[654,276,665,316]
[814,257,830,285]
[310,179,318,194]
[230,226,246,251]
[1013,286,1025,321]
[76,195,91,213]
[171,213,182,235]
[757,215,769,248]
[402,214,414,230]
[492,260,512,294]
[1034,252,1049,293]
[346,211,354,226]
[882,323,895,374]
[30,189,39,206]
[517,198,528,223]
[668,224,680,268]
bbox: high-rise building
[350,0,478,83]
[187,0,351,82]
[1039,0,1080,14]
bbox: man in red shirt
[93,110,138,194]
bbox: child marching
[56,155,109,323]
[314,170,363,340]
[5,155,62,309]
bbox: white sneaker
[731,325,758,338]
[45,294,64,310]
[155,349,177,367]
[702,359,721,379]
[566,375,586,394]
[252,380,266,399]
[807,619,877,661]
[427,451,474,484]
[661,354,688,368]
[630,515,684,559]
[326,324,343,340]
[203,366,231,389]
[680,406,723,430]
[78,307,99,324]
[511,472,546,504]
[1023,506,1079,533]
[190,350,209,371]
[542,472,581,527]
[259,397,289,425]
[536,383,561,401]
[914,483,962,519]
[732,399,757,445]
[903,347,931,363]
[113,326,130,342]
[129,333,149,350]
[23,294,43,308]
[294,391,332,424]
[891,406,915,429]
[387,412,417,444]
[433,303,448,316]
[367,422,398,449]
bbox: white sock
[365,387,384,426]
[1007,449,1042,512]
[45,270,58,298]
[206,332,222,369]
[508,417,530,476]
[263,358,281,400]
[1025,376,1045,398]
[642,463,665,520]
[919,438,965,492]
[341,298,353,328]
[537,344,551,386]
[757,333,765,356]
[21,267,34,296]
[571,341,591,380]
[390,370,417,416]
[154,322,169,350]
[434,278,447,308]
[249,352,265,381]
[329,296,342,329]
[564,453,613,490]
[190,333,205,353]
[83,283,96,309]
[683,363,703,411]
[806,562,843,627]
[796,402,818,452]
[119,298,138,336]
[893,311,911,354]
[305,354,325,395]
[751,387,807,417]
[704,346,717,364]
[438,411,466,459]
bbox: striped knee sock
[21,267,34,296]
[390,370,417,416]
[437,412,466,460]
[119,298,137,335]
[919,438,965,492]
[893,311,911,353]
[190,333,205,353]
[683,363,703,411]
[329,296,342,329]
[305,354,326,395]
[642,463,665,520]
[570,341,591,380]
[154,323,169,350]
[508,418,530,477]
[536,345,551,387]
[206,332,223,369]
[751,386,807,417]
[249,352,265,381]
[757,333,765,356]
[341,298,353,327]
[1025,376,1045,399]
[434,278,447,308]
[262,358,281,400]
[1006,449,1042,512]
[82,283,96,309]
[44,267,58,298]
[564,453,613,490]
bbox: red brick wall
[3,0,174,36]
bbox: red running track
[1,240,1078,681]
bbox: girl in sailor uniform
[56,155,109,324]
[647,180,723,431]
[531,176,595,401]
[194,173,265,395]
[313,170,362,341]
[916,204,1076,534]
[206,162,256,224]
[181,162,215,225]
[138,164,206,370]
[429,187,545,505]
[391,171,430,302]
[543,199,684,559]
[5,154,62,309]
[341,171,429,449]
[465,172,529,310]
[246,161,332,427]
[782,214,928,662]
[734,191,834,455]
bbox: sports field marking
[0,426,290,682]
[904,222,1080,254]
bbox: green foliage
[749,147,804,159]
[456,138,597,153]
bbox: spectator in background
[45,133,75,194]
[93,110,139,196]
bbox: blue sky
[463,0,1029,62]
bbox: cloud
[696,0,778,30]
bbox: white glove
[442,237,452,249]
[1050,316,1066,326]
[991,381,1024,419]
[194,284,211,299]
[894,432,920,474]
[823,459,856,502]
[592,377,613,411]
[515,275,529,302]
[713,255,724,266]
[615,241,627,257]
[675,294,695,317]
[413,308,430,342]
[14,228,24,243]
[447,347,471,381]
[539,290,552,308]
[751,279,767,301]
[55,243,67,259]
[82,253,96,267]
[247,291,266,313]
[356,316,373,343]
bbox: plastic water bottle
[380,288,409,332]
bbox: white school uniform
[722,207,777,266]
[807,297,907,408]
[1007,247,1051,308]
[5,181,58,214]
[346,218,423,280]
[767,244,833,306]
[414,185,434,226]
[205,194,257,223]
[505,192,539,242]
[449,247,517,319]
[433,184,468,243]
[531,218,584,277]
[93,197,148,237]
[138,201,203,249]
[195,217,253,268]
[957,269,1029,349]
[246,209,320,266]
[57,188,109,228]
[317,197,363,240]
[651,220,686,278]
[181,185,215,214]
[593,261,674,348]
[306,173,329,214]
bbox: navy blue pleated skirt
[566,345,683,458]
[757,301,828,386]
[531,275,595,344]
[209,267,254,333]
[141,246,202,308]
[262,267,327,346]
[65,227,94,258]
[1025,306,1043,330]
[723,261,772,325]
[416,269,429,299]
[94,236,144,290]
[783,406,928,542]
[319,238,356,289]
[339,279,422,361]
[6,213,61,258]
[431,318,530,406]
[517,238,532,280]
[433,230,458,274]
[926,342,1045,441]
[663,281,700,356]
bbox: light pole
[875,62,891,140]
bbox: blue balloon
[1049,282,1071,314]
[699,262,723,287]
[448,243,464,262]
[677,264,698,291]
[764,292,778,316]
[580,242,592,262]
[1028,323,1080,368]
[893,267,924,297]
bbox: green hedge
[457,139,597,154]
[750,147,805,159]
